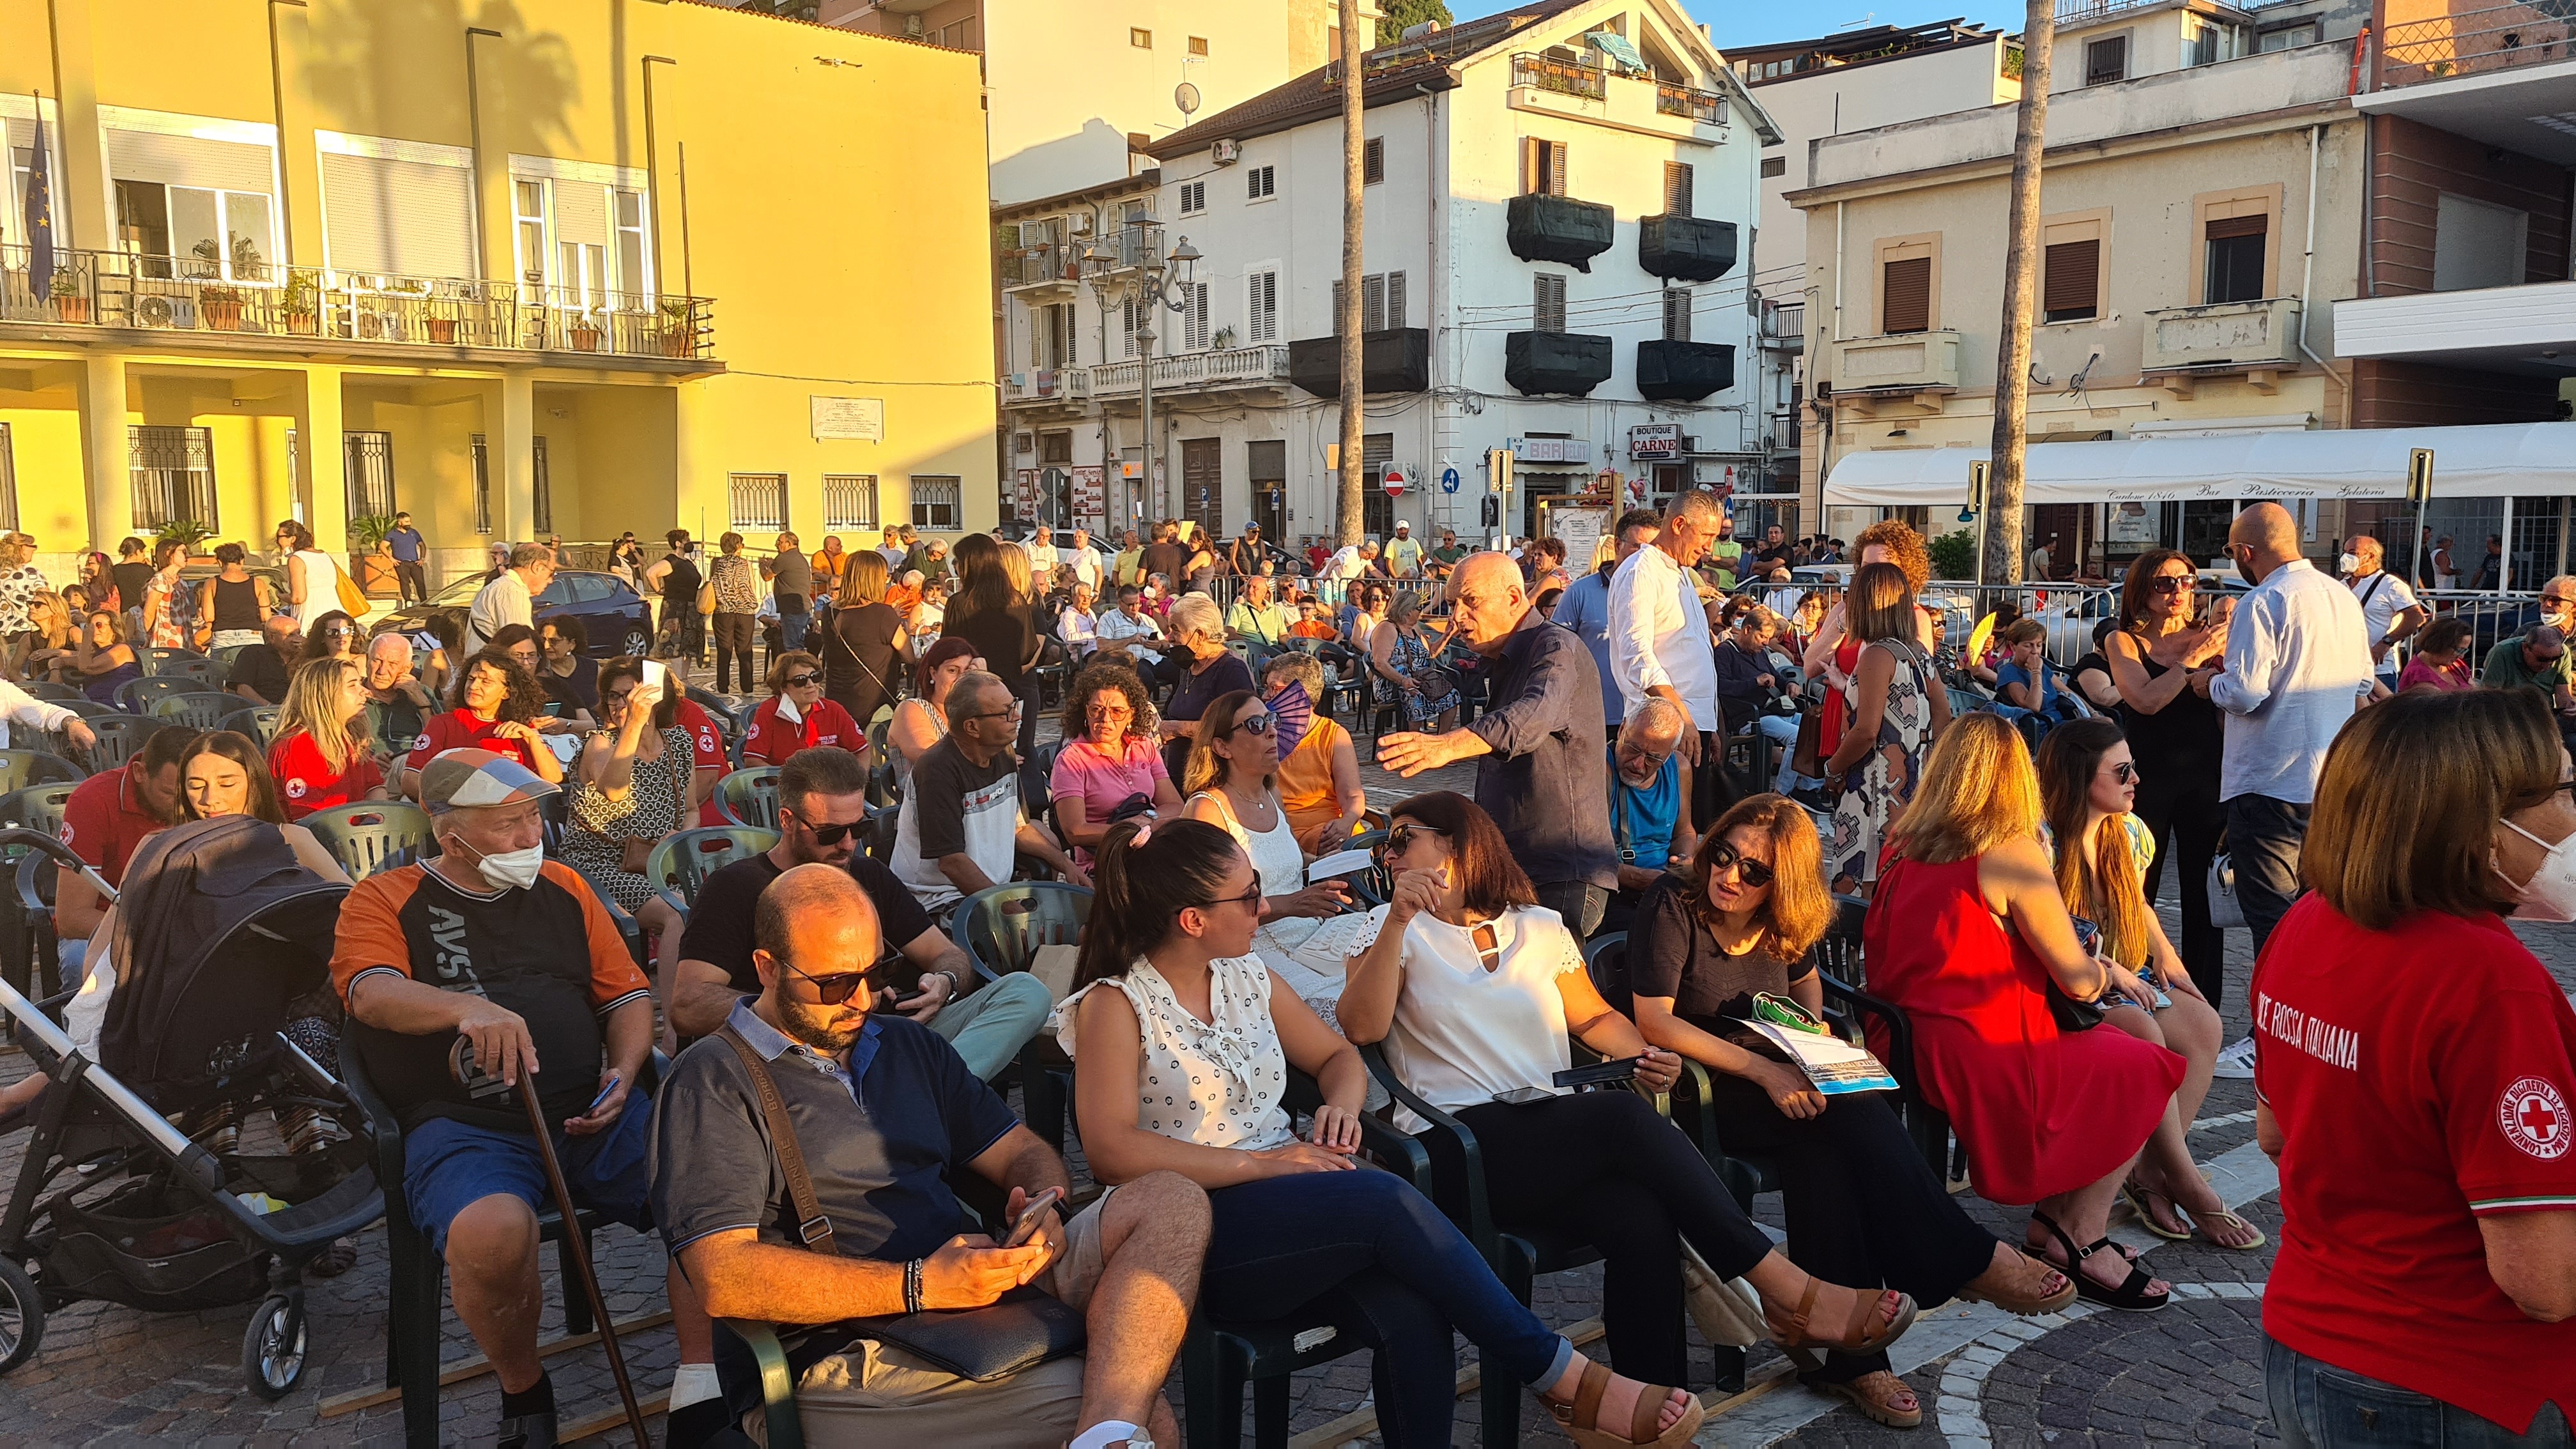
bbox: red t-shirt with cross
[58,767,168,889]
[406,710,548,778]
[737,696,862,769]
[268,732,387,820]
[2253,894,2576,1432]
[675,699,728,827]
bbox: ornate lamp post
[1084,233,1199,522]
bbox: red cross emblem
[2499,1077,2572,1162]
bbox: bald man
[653,864,1208,1447]
[2209,502,2376,976]
[1378,552,1618,942]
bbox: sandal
[2119,1179,2192,1241]
[1763,1278,1919,1361]
[1541,1360,1707,1449]
[1807,1369,1923,1430]
[1956,1246,2079,1316]
[2189,1207,2267,1252]
[2125,1179,2267,1250]
[2030,1211,2168,1313]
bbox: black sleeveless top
[2115,641,2223,776]
[211,574,262,630]
[659,553,701,603]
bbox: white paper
[1742,1020,1899,1096]
[1307,848,1377,884]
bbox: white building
[995,0,1779,552]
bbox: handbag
[696,579,717,616]
[1788,706,1822,779]
[709,1028,1084,1384]
[2207,852,2246,929]
[335,567,369,617]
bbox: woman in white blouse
[1064,818,1708,1449]
[1178,691,1360,1022]
[1338,791,1920,1395]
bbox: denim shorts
[2265,1335,2573,1447]
[404,1098,655,1258]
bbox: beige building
[1791,0,2373,568]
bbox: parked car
[365,569,656,659]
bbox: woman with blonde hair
[1181,690,1352,1018]
[267,656,388,818]
[1631,794,2075,1426]
[0,533,47,675]
[1369,592,1460,733]
[1821,562,1950,894]
[1863,713,2184,1312]
[2033,719,2255,1250]
[819,547,910,734]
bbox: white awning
[1821,422,2576,508]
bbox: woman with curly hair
[1803,521,1939,793]
[1050,660,1179,864]
[401,647,564,795]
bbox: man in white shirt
[1062,527,1102,594]
[0,678,91,755]
[1608,491,1727,825]
[463,542,555,657]
[2341,533,2426,691]
[1094,585,1167,670]
[2209,502,2377,965]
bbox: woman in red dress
[1862,713,2185,1311]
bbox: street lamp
[1084,233,1200,523]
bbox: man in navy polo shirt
[651,866,1208,1448]
[387,510,428,604]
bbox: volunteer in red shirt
[735,649,864,769]
[2255,687,2576,1444]
[268,656,390,820]
[54,722,195,973]
[403,648,565,799]
[671,691,728,827]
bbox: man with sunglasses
[894,671,1087,914]
[669,746,1051,1076]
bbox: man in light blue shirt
[1552,508,1662,734]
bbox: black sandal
[2030,1211,2168,1313]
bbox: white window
[316,137,476,279]
[1662,288,1691,342]
[729,472,788,532]
[113,182,275,280]
[614,187,650,300]
[911,475,963,530]
[1246,165,1275,202]
[512,178,548,286]
[824,474,880,531]
[2258,22,2320,50]
[1183,281,1209,350]
[1534,273,1567,332]
[1179,180,1205,215]
[1246,268,1278,342]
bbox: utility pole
[1335,0,1366,549]
[1984,5,2053,588]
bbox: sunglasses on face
[2545,595,2576,610]
[2147,576,2197,595]
[1231,711,1276,737]
[777,956,893,1005]
[1383,822,1448,855]
[781,672,822,689]
[788,810,866,847]
[1708,842,1775,889]
[604,688,635,706]
[2108,761,2138,783]
[2537,652,2567,667]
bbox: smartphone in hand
[1004,1186,1065,1248]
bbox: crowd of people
[0,496,2570,1449]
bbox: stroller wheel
[241,1292,307,1400]
[0,1257,41,1374]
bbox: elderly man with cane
[332,749,666,1449]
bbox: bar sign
[2407,448,2435,507]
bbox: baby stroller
[0,820,383,1399]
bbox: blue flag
[23,97,53,302]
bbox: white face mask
[462,838,546,893]
[2338,553,2361,577]
[2497,818,2576,923]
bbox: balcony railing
[2053,0,2175,22]
[1001,368,1092,405]
[1512,52,1607,100]
[2382,2,2575,87]
[2141,296,2301,371]
[1,247,712,360]
[1003,245,1082,288]
[1091,344,1291,397]
[1655,82,1727,125]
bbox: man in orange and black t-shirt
[331,748,657,1448]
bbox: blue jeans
[2225,794,2311,956]
[781,609,810,653]
[1751,715,1811,793]
[2266,1336,2573,1446]
[404,1100,656,1259]
[1203,1170,1572,1448]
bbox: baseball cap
[418,748,560,815]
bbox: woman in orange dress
[1862,712,2185,1312]
[1260,651,1365,853]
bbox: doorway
[1180,438,1223,540]
[1248,440,1287,542]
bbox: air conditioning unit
[1067,212,1095,236]
[1211,139,1242,165]
[1680,435,1700,454]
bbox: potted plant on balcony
[657,296,695,357]
[567,316,604,352]
[49,268,86,323]
[190,236,262,330]
[282,269,321,335]
[347,514,401,597]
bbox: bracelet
[903,1257,925,1315]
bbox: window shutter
[105,128,275,191]
[1188,282,1209,349]
[1248,271,1277,342]
[1547,142,1568,195]
[1332,279,1346,335]
[1386,271,1406,330]
[1882,256,1931,334]
[321,151,476,277]
[1663,162,1694,217]
[1521,138,1541,196]
[1061,303,1077,366]
[1123,298,1140,356]
[1535,273,1567,332]
[1362,274,1386,334]
[2042,239,2099,318]
[1663,288,1691,342]
[2205,214,2267,240]
[1363,138,1384,185]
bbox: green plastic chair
[219,701,285,744]
[713,767,781,831]
[952,882,1091,1153]
[72,714,160,774]
[14,680,81,704]
[302,801,436,883]
[210,643,253,675]
[0,783,79,839]
[117,675,211,716]
[150,690,241,732]
[643,825,778,917]
[0,751,84,795]
[149,653,222,688]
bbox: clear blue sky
[1447,0,2030,51]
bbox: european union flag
[24,97,53,301]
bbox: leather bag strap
[714,1025,838,1255]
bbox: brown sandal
[1764,1280,1919,1360]
[1957,1246,2080,1315]
[1809,1369,1924,1429]
[1542,1360,1708,1449]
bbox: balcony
[1504,330,1614,396]
[1762,301,1807,350]
[0,248,715,367]
[1655,82,1729,126]
[1286,329,1432,396]
[1637,215,1738,282]
[1511,52,1607,100]
[1827,330,1962,413]
[1001,243,1085,297]
[1506,52,1734,147]
[2381,1,2575,88]
[1636,339,1736,401]
[1506,194,1616,272]
[1091,344,1294,399]
[2334,279,2576,377]
[2140,296,2301,386]
[1001,368,1092,407]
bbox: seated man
[227,614,302,706]
[652,865,1207,1448]
[1224,575,1290,652]
[1713,605,1812,797]
[54,723,195,984]
[332,749,663,1448]
[1601,699,1699,935]
[893,671,1085,914]
[1092,586,1166,674]
[670,745,1050,1077]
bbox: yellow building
[0,0,997,590]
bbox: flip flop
[2120,1179,2193,1241]
[2189,1207,2268,1252]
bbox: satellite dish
[1176,82,1202,115]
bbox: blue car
[366,569,659,659]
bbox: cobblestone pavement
[0,688,2568,1445]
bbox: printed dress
[1828,639,1937,885]
[1390,626,1460,726]
[563,725,694,912]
